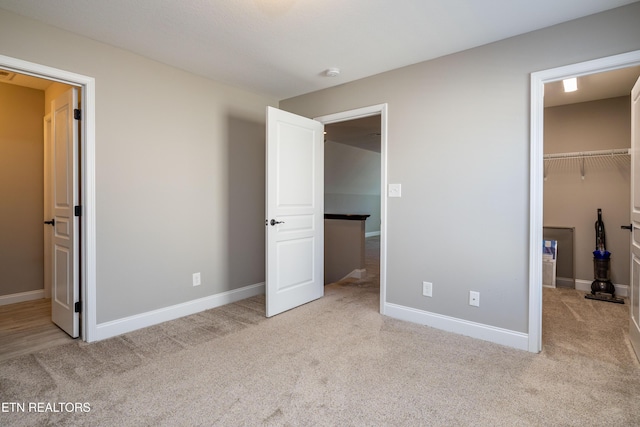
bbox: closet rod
[544,148,630,161]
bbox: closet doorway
[529,50,640,353]
[542,66,640,296]
[0,53,96,351]
[0,72,78,359]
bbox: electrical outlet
[422,281,433,297]
[193,272,201,287]
[469,291,480,307]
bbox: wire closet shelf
[543,148,630,161]
[543,148,630,180]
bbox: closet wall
[0,83,44,297]
[544,96,631,287]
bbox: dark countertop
[324,214,370,221]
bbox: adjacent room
[543,66,640,293]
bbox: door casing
[0,54,97,342]
[529,50,640,353]
[44,113,52,299]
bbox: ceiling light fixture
[563,77,577,92]
[325,68,340,77]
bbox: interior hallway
[0,298,74,362]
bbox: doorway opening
[0,54,96,343]
[323,115,381,304]
[0,72,78,357]
[315,104,388,314]
[529,50,640,353]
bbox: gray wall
[0,9,278,323]
[0,83,44,296]
[281,4,640,333]
[325,141,381,235]
[544,96,631,286]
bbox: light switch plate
[388,184,401,197]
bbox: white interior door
[266,106,324,317]
[50,88,79,338]
[630,76,640,361]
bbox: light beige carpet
[1,240,639,426]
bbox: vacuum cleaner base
[585,292,624,304]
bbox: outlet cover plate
[193,272,201,287]
[422,281,433,297]
[469,291,480,307]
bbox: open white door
[630,76,640,360]
[50,88,79,338]
[266,107,324,317]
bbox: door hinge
[74,108,82,120]
[74,301,81,313]
[75,205,82,217]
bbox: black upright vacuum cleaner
[585,209,624,304]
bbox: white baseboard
[614,284,628,297]
[556,277,575,288]
[384,302,529,351]
[575,279,628,297]
[574,279,591,293]
[0,290,45,306]
[365,231,381,238]
[340,269,366,281]
[94,282,265,342]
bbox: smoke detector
[325,68,340,77]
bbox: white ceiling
[544,66,640,107]
[325,115,382,153]
[0,70,53,90]
[0,0,638,99]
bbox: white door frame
[529,50,640,353]
[0,54,97,342]
[314,104,388,314]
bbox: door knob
[44,219,55,226]
[621,224,632,232]
[270,219,285,226]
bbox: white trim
[338,268,366,281]
[365,231,381,238]
[529,50,640,353]
[0,54,97,342]
[314,104,389,315]
[94,282,265,341]
[0,290,45,306]
[574,279,629,297]
[574,279,593,293]
[555,277,575,288]
[384,302,529,351]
